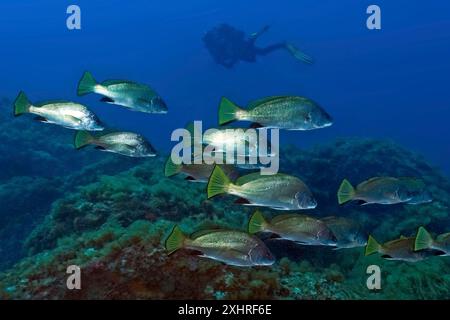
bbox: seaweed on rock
[1,136,450,299]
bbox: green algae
[1,136,450,299]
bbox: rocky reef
[0,106,449,299]
[0,99,138,270]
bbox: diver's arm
[249,25,270,42]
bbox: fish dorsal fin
[235,172,263,185]
[436,233,450,241]
[271,214,302,224]
[247,96,288,109]
[35,100,72,107]
[398,177,425,188]
[235,172,288,185]
[102,79,137,86]
[103,80,155,93]
[190,229,223,239]
[357,177,389,188]
[386,237,412,247]
[95,128,121,137]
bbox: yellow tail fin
[13,91,32,116]
[337,179,356,205]
[164,156,182,177]
[77,71,97,96]
[365,235,381,256]
[207,165,232,199]
[165,225,187,255]
[74,131,94,149]
[414,226,434,251]
[248,210,269,234]
[218,97,244,126]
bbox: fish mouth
[318,122,333,129]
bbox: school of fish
[12,68,442,267]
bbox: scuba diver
[202,24,313,69]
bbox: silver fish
[14,91,103,131]
[338,177,432,205]
[74,130,156,157]
[218,96,332,130]
[165,225,275,267]
[249,211,337,246]
[415,227,450,256]
[322,216,367,249]
[207,165,316,210]
[77,71,168,114]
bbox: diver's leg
[255,42,314,64]
[254,42,287,56]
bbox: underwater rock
[1,136,450,299]
[0,101,144,270]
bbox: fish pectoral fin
[100,97,115,103]
[267,235,284,241]
[184,176,196,181]
[95,146,107,151]
[431,249,447,256]
[186,249,204,256]
[249,122,264,129]
[234,197,251,205]
[137,98,151,105]
[33,116,49,123]
[269,206,290,210]
[294,241,309,245]
[224,249,251,262]
[355,200,368,206]
[65,115,82,124]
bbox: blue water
[2,1,450,300]
[1,0,449,174]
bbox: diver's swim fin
[285,42,314,65]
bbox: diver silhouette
[202,24,313,69]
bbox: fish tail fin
[337,179,356,205]
[285,42,314,65]
[365,235,381,256]
[13,91,32,116]
[77,71,97,96]
[165,156,182,177]
[248,210,269,234]
[207,165,232,199]
[165,225,187,255]
[218,97,244,125]
[74,131,94,149]
[415,226,434,251]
